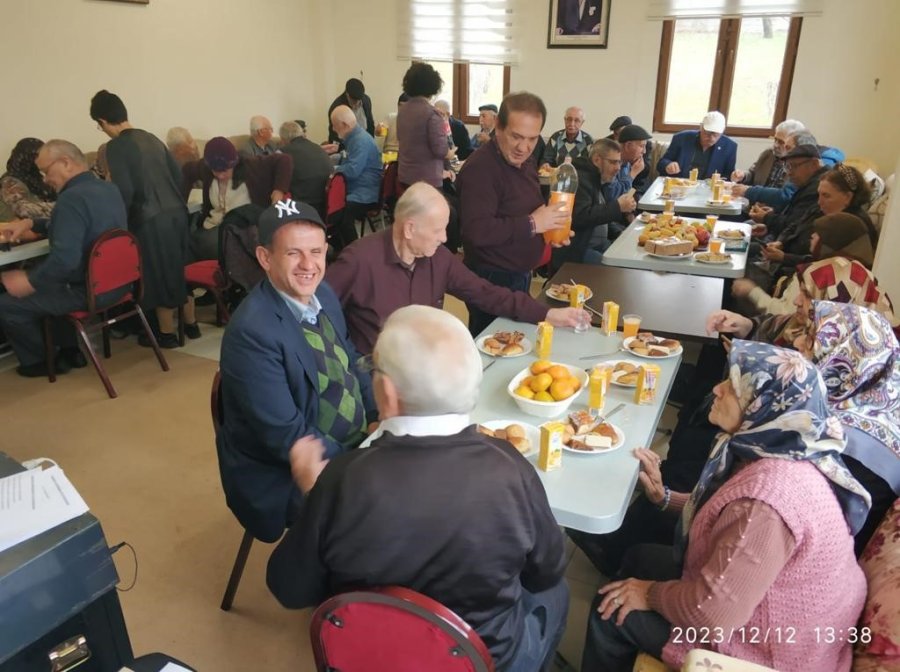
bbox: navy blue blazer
[656,130,738,180]
[217,278,376,542]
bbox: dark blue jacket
[657,130,737,180]
[449,117,473,160]
[217,278,376,542]
[28,172,126,292]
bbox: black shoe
[183,322,202,340]
[60,347,88,369]
[194,291,217,307]
[16,358,70,378]
[138,332,180,349]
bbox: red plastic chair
[211,370,255,612]
[44,229,169,399]
[310,587,495,672]
[326,173,348,229]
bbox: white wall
[0,0,316,161]
[1,0,897,174]
[872,159,900,322]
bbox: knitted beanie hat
[203,137,238,172]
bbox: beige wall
[0,0,316,161]
[872,159,899,322]
[1,0,897,174]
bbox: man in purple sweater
[457,92,571,336]
[326,183,585,354]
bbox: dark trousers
[501,580,569,672]
[333,201,376,251]
[466,266,531,337]
[582,545,677,672]
[0,285,85,366]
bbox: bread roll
[595,423,618,440]
[505,424,526,440]
[509,436,531,454]
[617,362,638,374]
[618,372,638,386]
[502,343,524,356]
[483,338,502,355]
[569,410,596,435]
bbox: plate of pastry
[644,250,693,260]
[477,331,532,358]
[477,420,539,457]
[606,360,642,387]
[623,333,683,359]
[561,410,625,454]
[694,251,733,265]
[716,229,746,240]
[545,282,594,303]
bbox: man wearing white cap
[656,111,737,180]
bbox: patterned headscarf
[812,301,900,461]
[682,340,871,541]
[4,137,56,202]
[799,257,894,321]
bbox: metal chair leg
[136,306,170,372]
[221,530,254,611]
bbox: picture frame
[98,0,149,4]
[547,0,611,49]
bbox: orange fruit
[547,365,570,380]
[530,360,553,375]
[529,372,553,393]
[534,391,554,402]
[520,375,533,388]
[549,379,575,401]
[515,386,535,399]
[567,375,582,391]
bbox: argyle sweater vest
[664,459,865,672]
[301,314,366,448]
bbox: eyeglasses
[37,157,64,177]
[356,354,384,376]
[784,159,814,173]
[602,157,623,165]
[563,117,583,123]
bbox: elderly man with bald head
[329,104,383,250]
[267,304,569,672]
[240,115,278,158]
[540,105,594,170]
[0,140,126,376]
[326,182,587,354]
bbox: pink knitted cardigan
[661,459,865,671]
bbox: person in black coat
[327,78,375,144]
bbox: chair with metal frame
[210,370,256,612]
[44,228,169,399]
[310,586,495,672]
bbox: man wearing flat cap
[657,110,737,180]
[217,198,376,543]
[606,115,632,141]
[616,124,654,199]
[471,103,498,150]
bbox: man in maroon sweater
[326,183,586,354]
[457,91,571,335]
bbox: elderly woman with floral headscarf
[582,341,869,672]
[1,138,56,221]
[794,301,900,552]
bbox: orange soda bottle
[543,157,578,245]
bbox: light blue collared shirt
[276,288,322,326]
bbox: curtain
[646,0,823,19]
[398,0,518,65]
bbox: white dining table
[602,216,752,279]
[0,239,50,267]
[471,317,681,533]
[638,176,745,217]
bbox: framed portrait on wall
[548,0,611,48]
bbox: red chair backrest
[326,173,348,220]
[382,161,401,203]
[310,587,494,672]
[85,229,142,313]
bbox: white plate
[603,359,643,388]
[644,250,693,260]
[476,334,533,358]
[622,336,684,359]
[563,422,625,454]
[479,420,539,457]
[545,285,594,302]
[716,229,746,240]
[694,252,733,265]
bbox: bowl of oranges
[507,360,588,418]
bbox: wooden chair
[363,161,401,235]
[44,229,168,399]
[210,371,255,612]
[310,586,495,672]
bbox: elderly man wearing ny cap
[656,110,737,180]
[216,198,377,543]
[471,103,498,149]
[181,136,292,261]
